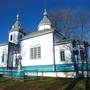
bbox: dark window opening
[60,50,65,61]
[10,35,13,41]
[2,54,4,62]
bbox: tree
[49,8,90,41]
[49,9,79,39]
[76,8,90,41]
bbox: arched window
[10,35,13,41]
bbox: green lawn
[0,77,89,90]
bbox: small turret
[38,9,52,31]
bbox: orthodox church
[0,10,89,78]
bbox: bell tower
[7,14,25,69]
[9,14,25,44]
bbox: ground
[0,77,89,90]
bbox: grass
[0,77,89,90]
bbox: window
[10,35,13,41]
[60,50,65,61]
[30,46,41,59]
[2,54,4,62]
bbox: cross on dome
[16,14,19,21]
[43,9,47,16]
[10,14,24,33]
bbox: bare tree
[49,8,90,40]
[49,9,78,39]
[76,8,90,40]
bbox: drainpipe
[52,32,56,71]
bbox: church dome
[38,9,52,31]
[10,14,24,33]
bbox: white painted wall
[25,72,76,78]
[38,25,51,31]
[55,43,72,64]
[21,33,54,66]
[38,72,76,78]
[0,45,8,67]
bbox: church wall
[20,33,54,68]
[0,45,8,68]
[55,43,72,64]
[25,72,76,78]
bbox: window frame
[60,50,65,61]
[30,45,41,60]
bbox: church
[0,9,89,78]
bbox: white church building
[0,10,89,78]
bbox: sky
[0,0,90,42]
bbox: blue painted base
[22,63,90,72]
[0,63,89,78]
